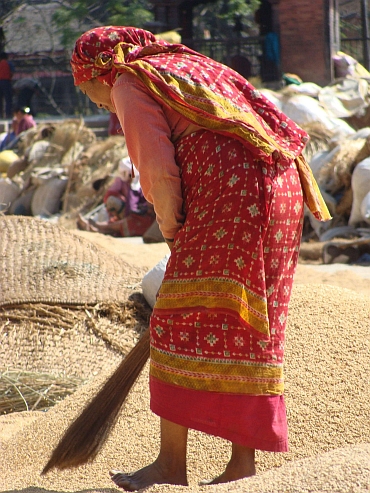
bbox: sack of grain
[0,150,19,173]
[9,187,36,216]
[281,94,355,137]
[31,177,68,217]
[0,178,20,213]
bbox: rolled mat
[0,216,141,307]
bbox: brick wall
[278,0,334,85]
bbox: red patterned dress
[149,130,303,451]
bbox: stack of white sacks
[263,80,370,229]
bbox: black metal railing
[340,37,370,70]
[182,35,267,79]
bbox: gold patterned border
[150,347,284,395]
[156,278,270,337]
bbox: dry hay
[17,119,96,164]
[317,138,366,193]
[345,102,370,129]
[0,215,153,414]
[15,124,51,155]
[0,369,84,414]
[300,121,334,163]
[0,297,152,414]
[312,135,370,219]
[0,283,369,492]
[14,119,96,183]
[64,135,128,214]
[8,120,128,216]
[0,298,151,378]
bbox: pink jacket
[112,72,201,240]
[16,114,36,136]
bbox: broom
[42,327,150,474]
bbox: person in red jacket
[0,52,13,118]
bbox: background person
[77,157,158,239]
[0,106,36,151]
[71,26,330,491]
[0,51,13,118]
[13,77,41,116]
[13,106,36,136]
[0,116,17,150]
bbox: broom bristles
[42,328,150,474]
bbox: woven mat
[0,216,143,307]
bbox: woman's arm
[112,73,185,241]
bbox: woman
[77,158,157,239]
[71,26,330,491]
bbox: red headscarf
[71,26,331,221]
[70,26,158,86]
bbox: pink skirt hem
[150,376,289,452]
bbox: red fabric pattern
[149,130,303,449]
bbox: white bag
[349,158,370,225]
[282,94,355,137]
[142,254,170,308]
[360,191,370,224]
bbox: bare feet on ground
[110,460,188,491]
[199,465,256,486]
[76,214,98,232]
[199,444,256,486]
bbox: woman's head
[13,106,32,120]
[79,78,115,112]
[70,26,157,87]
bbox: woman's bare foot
[110,419,189,491]
[110,459,188,491]
[76,214,98,232]
[199,444,256,486]
[199,466,255,486]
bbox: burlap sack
[0,178,20,213]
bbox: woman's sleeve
[112,75,184,240]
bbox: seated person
[0,105,36,151]
[13,106,36,135]
[77,157,162,241]
[0,117,17,150]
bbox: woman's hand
[165,238,174,251]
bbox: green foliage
[193,0,261,39]
[52,0,154,50]
[109,2,154,27]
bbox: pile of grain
[1,283,369,493]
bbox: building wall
[277,0,337,85]
[151,0,339,86]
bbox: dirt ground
[73,230,370,295]
[1,230,369,493]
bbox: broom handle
[42,327,150,473]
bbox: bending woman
[71,26,330,491]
